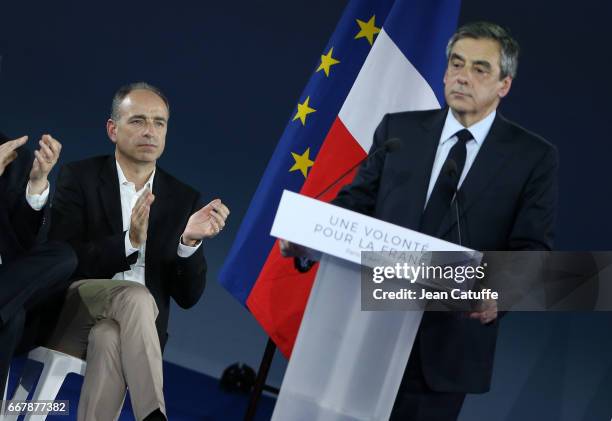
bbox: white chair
[1,367,9,419]
[2,368,7,401]
[4,347,86,421]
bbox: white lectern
[270,191,478,421]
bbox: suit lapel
[98,156,123,234]
[395,109,447,229]
[148,167,169,239]
[436,113,516,239]
[147,167,173,265]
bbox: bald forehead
[117,89,169,120]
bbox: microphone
[314,138,401,200]
[443,158,463,246]
[292,138,401,273]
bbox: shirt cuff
[124,231,140,257]
[177,238,202,258]
[25,181,50,211]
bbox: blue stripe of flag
[220,0,396,305]
[383,0,460,105]
[219,0,459,306]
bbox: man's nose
[456,66,470,85]
[456,71,469,85]
[142,121,155,138]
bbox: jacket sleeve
[49,164,135,278]
[289,116,390,273]
[5,148,44,250]
[507,143,559,251]
[485,144,558,311]
[167,193,207,309]
[331,114,389,215]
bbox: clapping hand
[181,199,230,246]
[0,136,28,177]
[129,189,155,248]
[29,134,62,195]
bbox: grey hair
[446,21,520,80]
[110,82,170,120]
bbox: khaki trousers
[46,279,166,421]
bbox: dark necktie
[420,129,473,236]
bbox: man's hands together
[129,189,155,248]
[128,194,229,249]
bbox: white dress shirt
[424,109,496,207]
[0,182,50,265]
[112,161,201,285]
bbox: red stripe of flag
[247,117,366,357]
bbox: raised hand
[181,199,230,246]
[0,136,28,177]
[29,134,62,194]
[129,189,155,248]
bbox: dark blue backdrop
[1,1,611,420]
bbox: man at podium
[281,21,558,421]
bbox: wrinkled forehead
[450,37,502,68]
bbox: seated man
[0,133,77,396]
[47,82,230,421]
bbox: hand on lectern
[279,239,317,273]
[468,299,498,324]
[279,239,307,258]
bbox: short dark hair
[110,82,170,120]
[446,21,520,80]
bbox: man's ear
[498,76,513,99]
[107,119,117,144]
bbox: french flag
[219,0,461,357]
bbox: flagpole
[244,337,278,420]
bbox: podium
[270,191,478,421]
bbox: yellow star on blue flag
[317,47,340,77]
[355,15,381,45]
[290,148,315,178]
[293,97,317,126]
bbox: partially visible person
[0,132,77,396]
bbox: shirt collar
[440,108,496,146]
[115,160,155,192]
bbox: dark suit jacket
[0,134,44,262]
[48,155,207,349]
[333,108,558,393]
